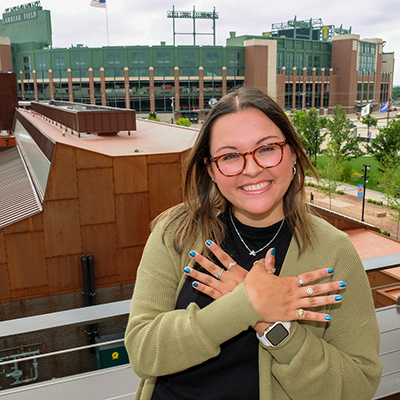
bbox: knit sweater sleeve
[124,216,262,380]
[259,217,382,400]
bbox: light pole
[361,164,370,222]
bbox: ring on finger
[227,262,237,271]
[296,274,304,286]
[297,308,305,320]
[306,285,314,296]
[215,268,224,280]
[253,260,265,267]
[267,268,276,274]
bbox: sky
[38,0,400,85]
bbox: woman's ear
[204,157,215,181]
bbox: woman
[125,86,382,400]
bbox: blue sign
[357,184,364,198]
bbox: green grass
[314,156,382,192]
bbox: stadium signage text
[2,11,37,24]
[167,10,219,19]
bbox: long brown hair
[154,86,317,254]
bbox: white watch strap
[256,321,291,347]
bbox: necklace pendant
[249,250,256,256]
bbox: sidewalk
[305,176,386,203]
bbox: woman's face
[206,108,296,227]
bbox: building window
[156,51,171,76]
[357,83,362,101]
[182,51,196,76]
[285,83,293,109]
[363,82,368,101]
[131,52,146,77]
[369,83,374,100]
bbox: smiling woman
[125,86,382,400]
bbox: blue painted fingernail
[339,282,347,287]
[184,267,190,274]
[192,282,199,288]
[327,268,334,274]
[205,240,212,246]
[271,248,275,256]
[189,251,196,258]
[325,315,332,321]
[335,295,342,301]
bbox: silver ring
[306,286,314,296]
[296,274,304,286]
[267,268,276,274]
[298,308,305,321]
[227,262,237,271]
[215,268,224,280]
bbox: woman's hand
[184,240,247,299]
[185,242,346,324]
[244,251,346,323]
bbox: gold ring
[297,308,305,320]
[253,260,265,267]
[306,286,314,296]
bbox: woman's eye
[221,153,240,161]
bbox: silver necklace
[229,208,285,256]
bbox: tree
[365,119,400,165]
[393,86,400,102]
[291,109,327,166]
[379,153,400,240]
[318,141,341,210]
[325,105,364,162]
[360,114,378,141]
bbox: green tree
[379,153,400,239]
[365,119,400,165]
[318,141,341,210]
[325,105,364,162]
[360,114,378,140]
[291,109,327,166]
[392,86,400,101]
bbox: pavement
[305,176,386,204]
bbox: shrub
[336,190,345,195]
[367,198,373,203]
[175,117,192,127]
[148,112,160,121]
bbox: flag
[90,0,106,8]
[380,98,390,113]
[361,103,371,117]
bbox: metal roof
[0,147,42,229]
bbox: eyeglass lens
[217,144,283,176]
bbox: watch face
[265,323,290,346]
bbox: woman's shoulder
[308,213,351,243]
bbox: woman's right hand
[244,248,346,323]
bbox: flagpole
[105,4,109,46]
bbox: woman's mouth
[241,181,272,192]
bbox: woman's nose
[242,154,263,176]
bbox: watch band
[256,321,291,347]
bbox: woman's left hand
[184,240,247,299]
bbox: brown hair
[154,86,317,254]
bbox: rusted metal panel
[76,148,113,170]
[47,254,83,292]
[113,156,148,195]
[115,193,150,248]
[0,230,6,264]
[81,222,118,282]
[0,262,11,301]
[117,246,144,282]
[42,199,82,258]
[77,168,115,226]
[5,231,47,295]
[148,162,182,219]
[45,144,79,201]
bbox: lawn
[314,155,382,192]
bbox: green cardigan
[125,213,382,400]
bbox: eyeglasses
[210,141,287,177]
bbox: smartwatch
[256,321,291,347]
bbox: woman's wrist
[253,321,272,336]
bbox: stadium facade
[0,2,395,119]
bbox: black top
[151,212,292,400]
